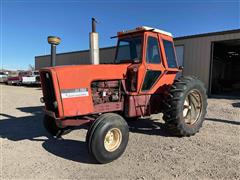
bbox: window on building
[163,40,177,68]
[146,36,161,64]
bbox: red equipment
[40,26,207,164]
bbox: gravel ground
[0,84,239,179]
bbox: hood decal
[61,88,89,98]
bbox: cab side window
[163,40,177,68]
[146,37,161,64]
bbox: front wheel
[86,113,129,164]
[163,76,207,136]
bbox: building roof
[174,29,240,40]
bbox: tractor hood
[40,63,131,117]
[46,63,130,89]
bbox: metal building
[174,29,240,96]
[35,29,240,96]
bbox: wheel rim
[104,128,122,152]
[183,89,203,125]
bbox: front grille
[40,71,59,116]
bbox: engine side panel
[91,80,120,104]
[91,80,124,113]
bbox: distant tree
[28,64,35,71]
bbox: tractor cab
[114,26,180,93]
[115,26,178,66]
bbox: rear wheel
[86,113,129,164]
[163,76,207,136]
[43,115,71,137]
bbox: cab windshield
[115,36,142,63]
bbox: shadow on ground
[0,106,47,141]
[1,106,239,164]
[210,95,240,100]
[0,106,173,163]
[0,106,95,164]
[127,118,172,137]
[42,139,97,164]
[205,118,240,125]
[232,102,240,108]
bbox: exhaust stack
[89,18,99,65]
[47,36,61,67]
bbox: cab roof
[117,26,173,37]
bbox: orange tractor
[40,25,207,163]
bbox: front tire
[86,113,129,164]
[163,76,207,136]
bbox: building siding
[174,32,240,92]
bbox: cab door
[140,33,165,94]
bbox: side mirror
[178,66,184,70]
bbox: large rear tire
[86,113,129,164]
[163,76,207,136]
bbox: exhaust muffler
[89,18,99,65]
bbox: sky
[1,0,240,70]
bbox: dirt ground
[0,84,239,179]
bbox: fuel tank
[40,64,130,118]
